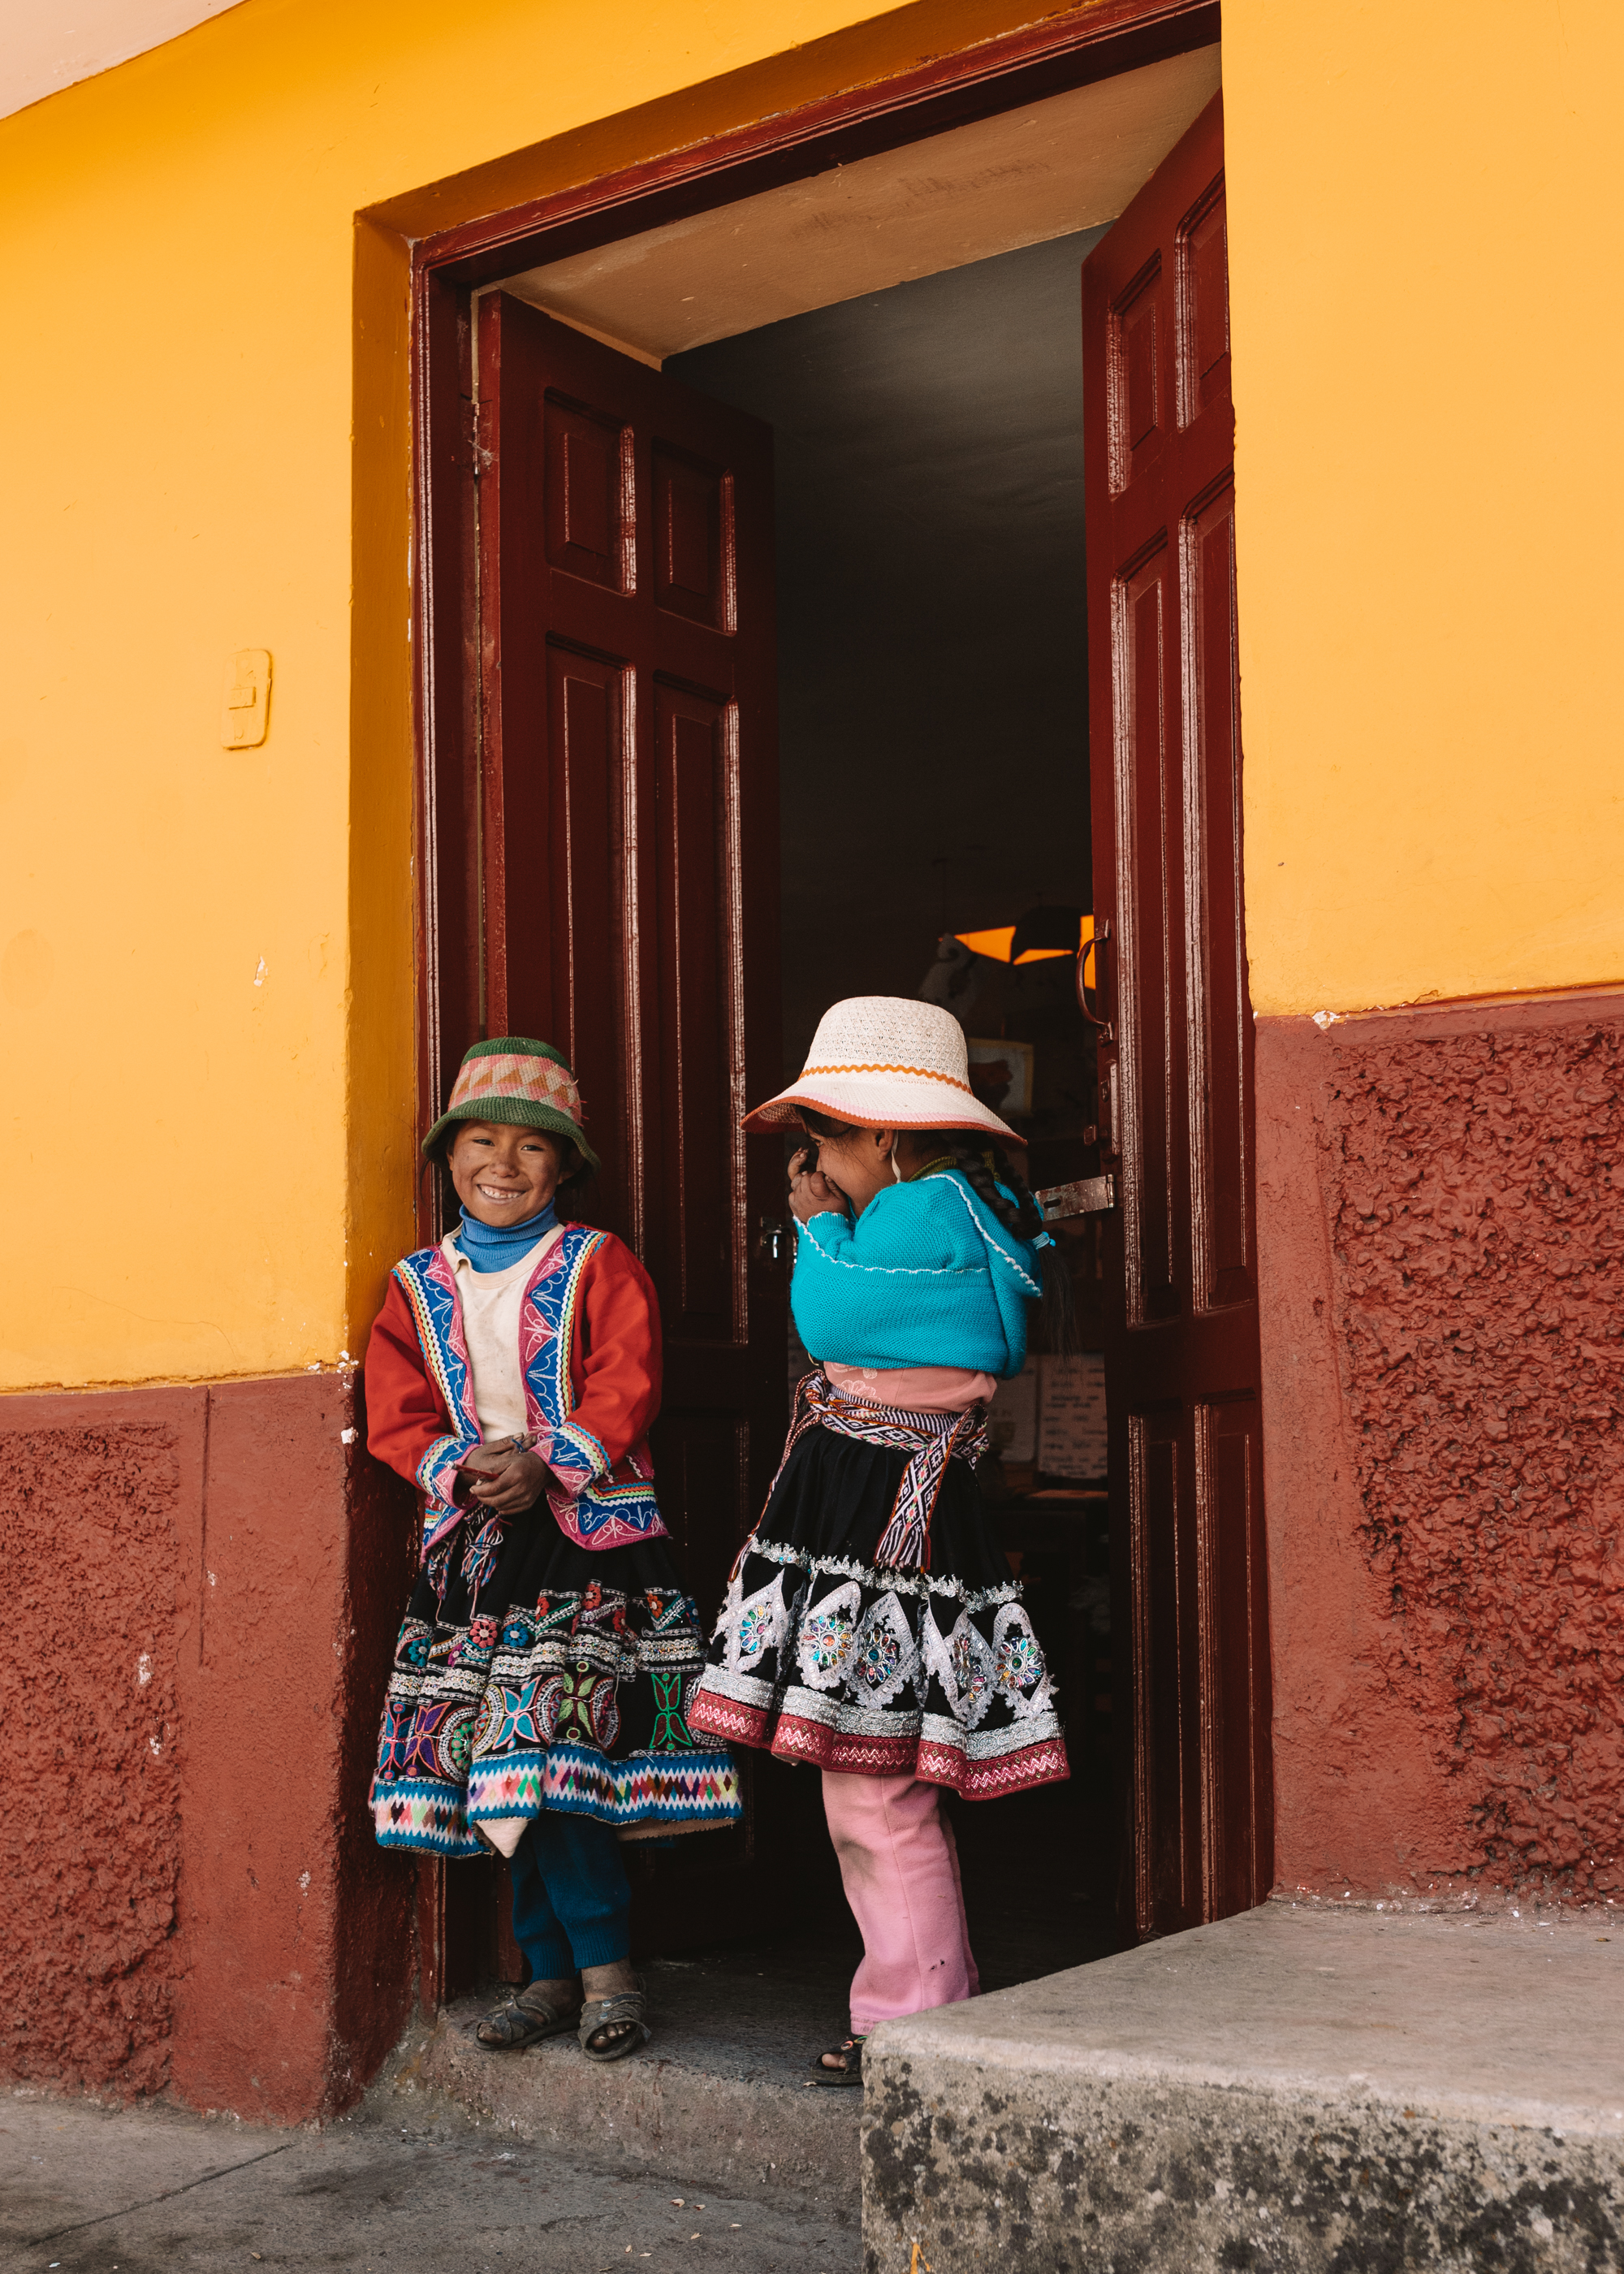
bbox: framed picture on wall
[966,1035,1034,1118]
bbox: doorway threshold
[377,1779,1121,2202]
[375,1939,864,2206]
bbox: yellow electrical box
[222,649,272,747]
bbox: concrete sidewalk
[2,2086,857,2274]
[863,1900,1624,2272]
[3,1937,868,2274]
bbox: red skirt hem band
[686,1693,1069,1799]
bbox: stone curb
[859,1906,1624,2272]
[862,2056,1624,2273]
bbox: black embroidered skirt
[372,1511,741,1857]
[688,1423,1069,1797]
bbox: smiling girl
[365,1036,740,2061]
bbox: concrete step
[862,1900,1624,2272]
[379,1949,862,2207]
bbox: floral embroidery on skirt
[372,1514,741,1857]
[688,1422,1069,1798]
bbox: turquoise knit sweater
[789,1169,1043,1381]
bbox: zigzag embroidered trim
[914,1735,1071,1798]
[396,1252,477,1432]
[798,1060,974,1093]
[938,1177,1043,1293]
[733,1534,1022,1613]
[415,1432,468,1498]
[799,1223,981,1279]
[686,1697,1069,1798]
[373,1756,744,1851]
[546,1233,606,1411]
[797,1175,1040,1295]
[554,1419,610,1476]
[373,1782,486,1859]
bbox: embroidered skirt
[372,1511,742,1859]
[687,1422,1069,1798]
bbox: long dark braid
[939,1139,1041,1240]
[934,1136,1077,1357]
[797,1111,1076,1354]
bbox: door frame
[388,0,1221,2010]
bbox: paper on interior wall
[1038,1354,1108,1480]
[987,1357,1039,1462]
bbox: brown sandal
[475,1982,582,2051]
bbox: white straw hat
[743,996,1026,1146]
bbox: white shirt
[441,1224,566,1442]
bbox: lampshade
[955,911,1095,983]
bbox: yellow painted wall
[0,0,1030,1393]
[3,0,1618,1390]
[1225,0,1624,1018]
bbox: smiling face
[447,1119,571,1226]
[805,1124,900,1215]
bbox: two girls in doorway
[365,1001,1068,2077]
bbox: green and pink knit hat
[422,1035,601,1174]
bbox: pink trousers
[821,1770,980,2034]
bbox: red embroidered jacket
[365,1227,667,1554]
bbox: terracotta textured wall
[0,1376,417,2115]
[3,1421,192,2092]
[1259,994,1624,1901]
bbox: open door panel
[1082,94,1274,1939]
[472,292,786,1956]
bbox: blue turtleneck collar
[455,1200,558,1273]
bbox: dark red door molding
[413,0,1221,283]
[409,0,1221,1165]
[400,0,1222,2008]
[1084,94,1273,1939]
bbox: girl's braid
[937,1135,1075,1356]
[944,1141,1044,1243]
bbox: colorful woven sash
[769,1367,991,1572]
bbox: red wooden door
[1082,94,1273,1939]
[476,292,784,1938]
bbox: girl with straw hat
[686,997,1072,2085]
[365,1037,741,2063]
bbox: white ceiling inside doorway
[501,45,1220,364]
[666,227,1107,1064]
[1,0,244,122]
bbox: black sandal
[809,2034,866,2086]
[579,1975,650,2063]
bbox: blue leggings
[509,1810,632,1978]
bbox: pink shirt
[824,1360,998,1416]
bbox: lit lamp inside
[956,912,1095,988]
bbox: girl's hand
[457,1446,551,1515]
[788,1145,848,1224]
